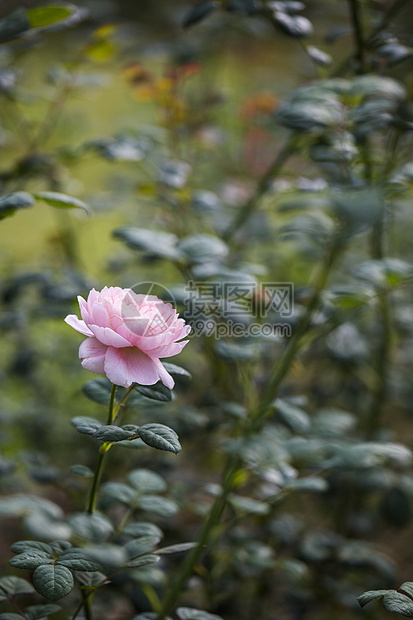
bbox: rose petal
[151,358,175,389]
[78,295,92,324]
[90,301,111,327]
[65,314,94,337]
[87,288,100,306]
[79,337,108,374]
[89,324,132,348]
[104,346,162,388]
[140,340,190,358]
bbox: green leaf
[349,75,406,101]
[100,482,136,505]
[178,234,228,263]
[33,564,74,601]
[162,363,192,379]
[11,540,54,555]
[82,544,127,569]
[71,416,103,435]
[358,589,394,608]
[124,536,161,560]
[90,135,147,161]
[138,495,179,517]
[23,512,71,542]
[116,437,147,449]
[0,576,34,598]
[284,478,328,492]
[9,551,53,569]
[354,258,412,289]
[401,584,413,599]
[27,5,74,28]
[273,12,313,38]
[158,161,191,188]
[113,227,180,261]
[49,541,72,555]
[176,608,224,620]
[124,554,160,569]
[182,1,219,28]
[229,495,270,516]
[0,9,30,43]
[157,542,197,555]
[332,186,385,228]
[274,398,311,433]
[0,192,34,220]
[82,379,115,405]
[74,571,106,587]
[135,383,173,402]
[123,522,163,539]
[57,556,101,571]
[34,191,89,213]
[25,604,62,620]
[0,614,23,620]
[127,469,167,494]
[67,512,114,543]
[138,424,182,454]
[92,425,136,442]
[70,464,94,477]
[383,592,413,617]
[306,45,332,66]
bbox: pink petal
[104,346,162,388]
[87,288,100,305]
[152,358,175,389]
[78,295,91,324]
[79,337,108,374]
[138,332,171,352]
[90,301,111,327]
[141,340,190,358]
[89,324,132,348]
[65,314,94,337]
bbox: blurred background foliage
[1,1,413,619]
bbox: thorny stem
[348,0,366,74]
[331,0,411,76]
[81,590,93,620]
[253,237,342,426]
[156,454,241,620]
[156,234,343,620]
[222,136,298,242]
[7,596,30,620]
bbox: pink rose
[65,287,190,389]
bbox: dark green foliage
[1,0,413,619]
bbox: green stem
[107,383,117,424]
[86,384,117,515]
[82,590,93,620]
[112,384,135,422]
[348,0,366,74]
[222,136,297,242]
[365,209,392,435]
[87,444,111,515]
